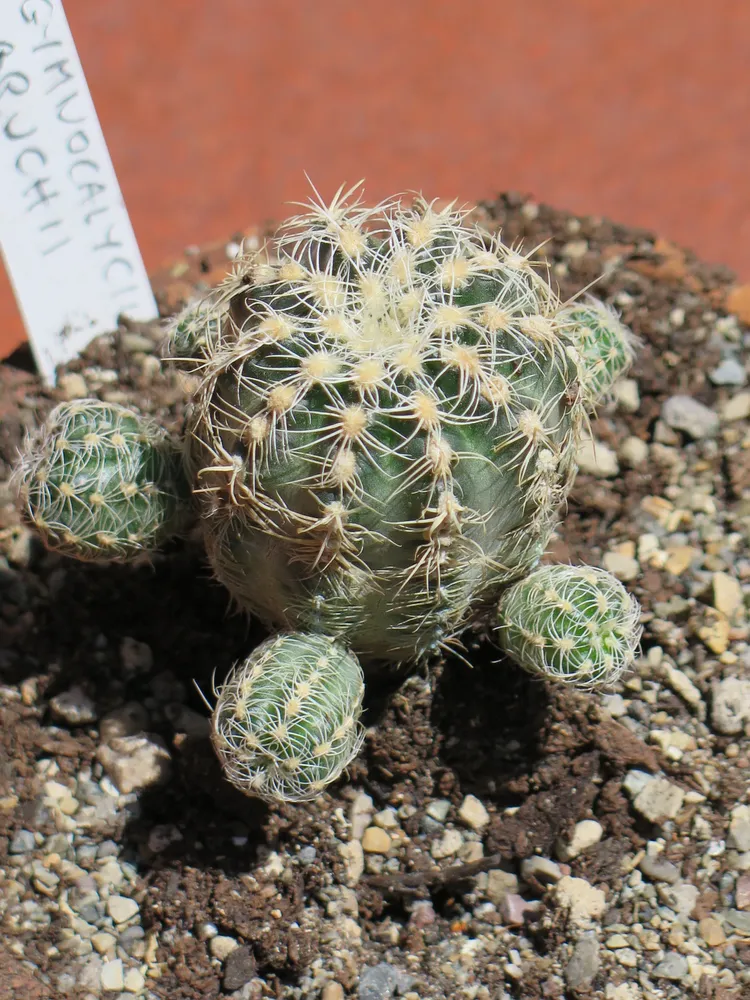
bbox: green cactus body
[185,188,589,661]
[211,632,365,801]
[496,563,642,688]
[16,399,186,562]
[558,297,636,405]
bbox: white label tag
[0,0,157,384]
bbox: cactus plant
[496,564,642,688]
[211,632,365,802]
[14,185,642,802]
[185,187,593,662]
[15,400,187,562]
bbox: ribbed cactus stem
[211,632,365,802]
[15,399,187,562]
[496,563,641,688]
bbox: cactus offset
[558,296,636,406]
[496,563,642,688]
[185,186,590,661]
[16,400,187,562]
[211,632,365,801]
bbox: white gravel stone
[431,828,463,859]
[576,437,619,477]
[349,792,374,840]
[721,390,750,422]
[556,819,604,861]
[631,776,684,825]
[613,378,641,412]
[458,794,489,831]
[661,395,719,439]
[338,840,364,885]
[521,856,563,884]
[49,686,97,725]
[100,958,124,992]
[602,551,639,582]
[710,357,746,386]
[210,935,240,960]
[728,805,750,852]
[663,664,703,708]
[619,436,649,468]
[426,799,451,822]
[123,966,146,993]
[554,876,606,928]
[711,677,750,735]
[107,895,139,924]
[486,869,519,904]
[97,734,171,794]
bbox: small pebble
[431,828,463,859]
[425,799,451,822]
[107,895,139,924]
[323,985,345,1000]
[712,678,750,736]
[652,952,689,981]
[521,856,563,884]
[709,357,746,386]
[721,390,750,422]
[565,933,600,989]
[631,777,684,825]
[210,935,240,960]
[576,437,619,477]
[123,967,145,993]
[639,853,680,884]
[556,819,603,861]
[554,876,606,928]
[619,435,649,468]
[486,869,519,904]
[661,395,719,439]
[458,794,489,831]
[49,686,97,726]
[361,827,392,854]
[602,551,639,582]
[358,962,414,1000]
[698,916,726,946]
[100,958,124,992]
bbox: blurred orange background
[2,0,750,359]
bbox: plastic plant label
[0,0,157,384]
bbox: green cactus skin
[211,632,365,802]
[184,185,596,662]
[15,399,187,562]
[558,296,637,406]
[496,563,642,688]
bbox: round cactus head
[558,296,637,406]
[15,399,187,562]
[211,632,365,802]
[496,563,642,688]
[182,185,593,662]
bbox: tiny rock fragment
[661,395,719,439]
[565,933,600,990]
[556,819,604,861]
[602,551,639,582]
[361,826,392,854]
[619,435,649,468]
[486,869,519,904]
[576,437,619,477]
[458,794,489,831]
[96,734,171,795]
[711,678,750,735]
[554,875,607,928]
[631,777,684,825]
[49,686,97,726]
[430,828,463,859]
[338,840,364,885]
[698,917,726,946]
[728,805,750,852]
[720,390,750,422]
[712,572,744,619]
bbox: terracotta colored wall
[2,0,750,358]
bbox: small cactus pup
[15,399,188,562]
[558,296,637,406]
[181,184,618,662]
[496,563,642,688]
[211,632,365,802]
